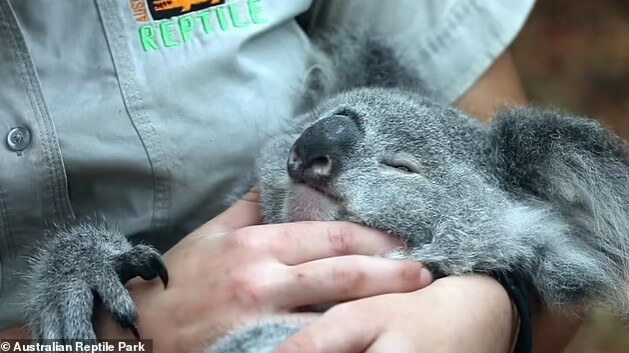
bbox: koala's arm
[24,223,167,340]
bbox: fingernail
[420,267,433,285]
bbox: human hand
[276,274,517,353]
[96,189,433,353]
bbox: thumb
[213,187,263,229]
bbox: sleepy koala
[24,32,628,353]
[213,82,629,353]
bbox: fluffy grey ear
[293,61,336,115]
[488,107,629,315]
[303,27,433,101]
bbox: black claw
[114,246,169,289]
[155,256,169,289]
[116,313,141,339]
[130,324,141,339]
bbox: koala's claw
[25,224,166,341]
[113,244,169,289]
[131,325,141,340]
[115,313,141,340]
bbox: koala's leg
[24,223,167,341]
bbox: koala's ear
[487,107,628,204]
[294,58,336,115]
[487,107,629,313]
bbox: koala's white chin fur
[283,183,342,221]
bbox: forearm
[455,50,527,122]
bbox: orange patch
[154,0,224,13]
[130,0,150,22]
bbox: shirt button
[7,127,31,151]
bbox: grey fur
[209,322,302,353]
[224,33,629,352]
[24,222,166,341]
[258,90,629,311]
[23,31,628,353]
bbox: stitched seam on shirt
[414,0,533,102]
[433,0,492,98]
[0,177,11,299]
[3,7,56,217]
[2,1,74,222]
[17,45,74,221]
[0,0,17,303]
[96,0,171,230]
[443,0,529,101]
[104,9,171,229]
[413,1,475,99]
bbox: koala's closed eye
[380,157,421,174]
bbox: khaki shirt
[0,0,534,329]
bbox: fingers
[275,304,378,353]
[274,255,432,309]
[241,221,404,265]
[213,187,262,229]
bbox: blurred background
[511,1,628,352]
[512,0,629,140]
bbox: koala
[23,31,628,353]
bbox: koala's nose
[287,115,360,184]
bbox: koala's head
[257,87,498,245]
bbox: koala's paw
[24,223,168,341]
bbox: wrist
[431,274,518,353]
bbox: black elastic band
[490,271,533,353]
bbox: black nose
[287,114,360,185]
